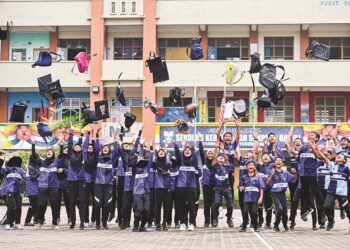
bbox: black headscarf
[70,143,83,168]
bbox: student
[263,132,285,162]
[132,141,154,232]
[166,155,180,228]
[211,142,234,228]
[31,136,62,230]
[57,141,70,225]
[116,127,125,227]
[315,145,350,232]
[239,161,264,232]
[198,134,215,228]
[1,156,26,230]
[94,129,119,230]
[266,157,297,232]
[24,157,40,226]
[83,127,99,227]
[174,141,201,231]
[147,147,157,229]
[154,147,172,231]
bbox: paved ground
[0,206,350,250]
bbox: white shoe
[188,224,195,231]
[36,223,43,229]
[89,222,94,227]
[179,223,186,231]
[84,222,89,228]
[52,225,60,230]
[5,224,13,230]
[14,224,23,230]
[219,207,224,219]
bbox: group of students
[0,121,350,233]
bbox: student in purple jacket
[57,141,70,226]
[239,161,265,232]
[166,155,180,228]
[24,158,40,226]
[31,136,62,230]
[263,132,285,162]
[1,156,26,230]
[266,157,297,232]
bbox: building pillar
[0,90,8,122]
[249,27,258,53]
[50,30,58,53]
[300,29,309,60]
[199,26,208,60]
[142,0,157,141]
[90,0,105,107]
[300,90,310,122]
[0,39,9,61]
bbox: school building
[0,0,350,142]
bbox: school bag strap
[274,65,286,81]
[145,51,157,67]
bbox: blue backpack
[37,123,52,144]
[32,51,62,68]
[187,37,204,60]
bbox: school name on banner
[157,124,304,149]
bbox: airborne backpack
[259,63,286,90]
[305,40,330,61]
[225,63,244,85]
[71,52,96,74]
[249,52,262,74]
[115,72,126,106]
[186,37,204,60]
[169,87,185,103]
[9,100,28,123]
[32,51,62,68]
[37,123,53,144]
[81,102,97,128]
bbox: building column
[300,90,310,122]
[0,39,9,61]
[90,0,105,107]
[249,26,258,53]
[300,28,309,60]
[199,26,208,60]
[142,0,157,141]
[50,30,58,53]
[0,90,8,122]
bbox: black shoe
[103,224,109,230]
[239,226,246,232]
[175,223,180,229]
[139,227,147,232]
[95,224,101,230]
[273,225,280,232]
[79,223,84,230]
[341,210,346,220]
[254,227,260,232]
[326,221,334,231]
[162,224,168,231]
[167,222,171,227]
[264,224,272,229]
[290,222,296,231]
[313,225,318,230]
[212,219,218,228]
[70,222,76,230]
[227,219,234,228]
[204,223,209,228]
[156,225,162,231]
[120,224,127,230]
[132,226,139,232]
[320,223,326,229]
[301,208,314,219]
[283,224,289,232]
[108,213,115,222]
[24,222,34,226]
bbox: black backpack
[145,51,169,83]
[115,72,126,106]
[124,112,136,132]
[249,52,262,74]
[0,21,12,41]
[270,81,286,104]
[259,63,286,90]
[9,100,28,123]
[305,40,330,61]
[81,102,97,128]
[169,87,185,103]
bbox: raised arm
[216,122,224,142]
[82,128,91,162]
[213,141,219,165]
[67,128,74,156]
[191,144,198,169]
[235,119,241,143]
[132,127,143,155]
[173,141,182,167]
[78,129,84,145]
[198,134,206,165]
[111,129,119,165]
[266,168,275,186]
[253,130,259,163]
[146,142,154,172]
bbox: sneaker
[218,207,224,219]
[175,223,180,229]
[139,227,147,232]
[301,216,308,222]
[188,224,195,231]
[52,225,60,230]
[312,225,318,230]
[14,224,23,230]
[24,222,34,226]
[167,222,171,227]
[204,222,209,228]
[212,218,218,228]
[179,223,186,231]
[162,224,168,231]
[326,221,334,231]
[132,226,139,232]
[5,224,13,230]
[264,224,272,229]
[273,225,280,232]
[341,210,346,220]
[290,222,296,231]
[102,224,109,230]
[254,227,260,233]
[95,224,101,230]
[70,222,75,230]
[156,225,162,231]
[227,219,234,228]
[68,218,72,225]
[84,222,88,228]
[283,224,289,232]
[36,223,43,229]
[120,224,127,230]
[239,226,246,232]
[320,223,326,229]
[80,223,84,230]
[301,208,314,219]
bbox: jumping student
[211,142,234,228]
[31,136,62,229]
[1,156,26,230]
[132,141,154,232]
[198,134,215,228]
[174,141,201,231]
[94,129,119,230]
[239,161,265,232]
[24,157,40,226]
[167,154,180,228]
[266,157,297,232]
[116,127,125,227]
[263,132,285,162]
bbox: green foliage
[50,113,83,131]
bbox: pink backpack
[71,52,96,74]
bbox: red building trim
[309,92,350,122]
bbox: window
[121,1,126,13]
[315,96,345,122]
[58,39,91,61]
[163,97,192,107]
[264,96,295,123]
[131,1,136,13]
[309,37,350,59]
[11,48,26,61]
[264,37,294,60]
[60,98,90,121]
[158,38,190,60]
[111,97,142,123]
[207,96,249,122]
[111,1,116,14]
[208,38,249,60]
[114,38,142,60]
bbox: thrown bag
[174,118,189,134]
[223,101,234,121]
[47,80,65,105]
[95,99,110,120]
[232,99,247,118]
[249,52,261,74]
[124,112,136,132]
[256,96,274,109]
[169,87,185,103]
[225,63,244,85]
[152,60,169,83]
[143,98,159,116]
[184,103,197,119]
[259,63,285,90]
[269,81,286,105]
[186,37,204,60]
[37,123,52,144]
[37,74,52,94]
[71,52,96,74]
[305,40,330,61]
[9,100,28,123]
[81,102,97,128]
[115,72,126,106]
[0,21,13,41]
[156,107,165,116]
[145,52,169,83]
[32,51,62,68]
